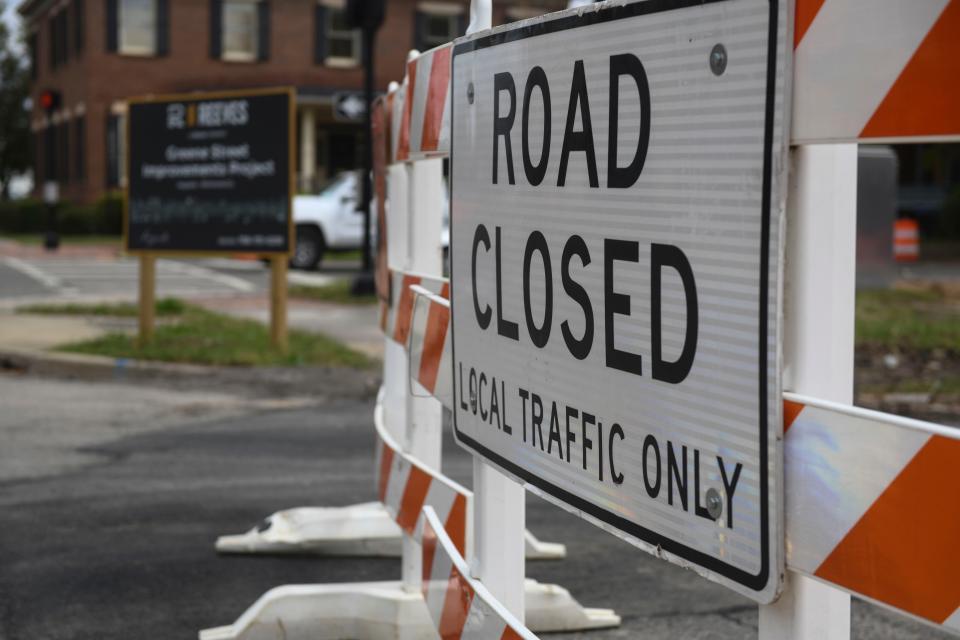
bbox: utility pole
[347,0,385,294]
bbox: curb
[0,346,222,383]
[0,346,382,399]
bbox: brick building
[20,0,565,203]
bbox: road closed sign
[449,0,789,602]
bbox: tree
[0,0,31,200]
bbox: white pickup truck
[290,172,365,270]
[291,172,449,270]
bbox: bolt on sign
[125,88,294,254]
[450,0,789,602]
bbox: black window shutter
[314,4,327,65]
[257,1,269,61]
[74,0,84,54]
[49,19,57,69]
[105,115,118,188]
[156,0,169,55]
[209,0,222,59]
[60,122,70,183]
[106,0,118,52]
[75,116,86,181]
[60,12,68,63]
[413,10,426,52]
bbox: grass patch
[1,234,122,247]
[289,280,376,305]
[856,288,960,352]
[18,297,187,318]
[326,249,362,262]
[56,305,370,368]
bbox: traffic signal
[38,89,61,113]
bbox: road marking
[165,261,256,292]
[287,271,337,287]
[3,257,64,290]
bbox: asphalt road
[0,255,265,303]
[0,372,950,640]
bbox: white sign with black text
[449,0,789,602]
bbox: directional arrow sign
[334,92,367,121]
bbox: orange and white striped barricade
[419,506,539,640]
[782,394,960,634]
[792,0,960,143]
[764,1,959,628]
[893,218,920,262]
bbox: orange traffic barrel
[893,218,919,262]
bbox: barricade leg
[472,460,525,617]
[758,144,856,639]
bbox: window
[107,0,166,56]
[324,6,359,66]
[119,0,157,55]
[220,0,263,62]
[414,5,463,52]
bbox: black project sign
[126,88,293,254]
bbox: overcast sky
[3,1,22,52]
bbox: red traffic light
[39,89,61,113]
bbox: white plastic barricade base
[198,581,433,640]
[215,506,566,559]
[214,503,402,557]
[198,579,618,640]
[523,580,621,632]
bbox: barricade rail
[374,395,471,558]
[420,506,539,640]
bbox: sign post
[125,87,295,351]
[269,256,289,353]
[450,0,789,603]
[138,255,156,345]
[758,144,858,640]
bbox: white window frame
[221,0,260,63]
[320,0,360,68]
[119,0,158,57]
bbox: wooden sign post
[138,254,156,346]
[270,256,288,352]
